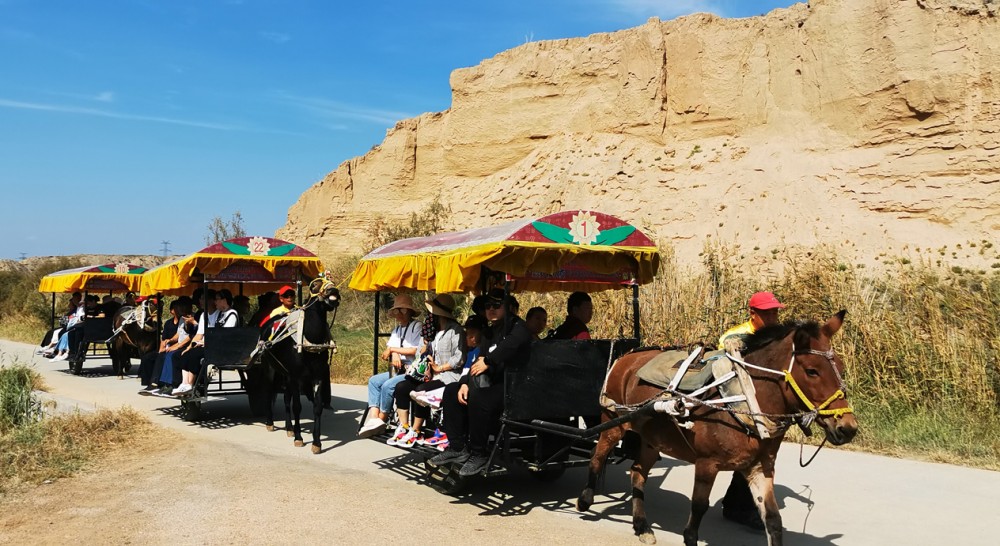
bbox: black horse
[256,279,340,454]
[109,299,159,379]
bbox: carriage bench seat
[82,317,115,344]
[203,327,261,370]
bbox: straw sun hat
[388,293,420,317]
[425,294,456,319]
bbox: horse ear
[822,309,847,338]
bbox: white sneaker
[398,428,420,448]
[173,384,192,394]
[386,425,408,446]
[52,353,68,361]
[357,417,386,439]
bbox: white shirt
[196,309,220,336]
[388,320,422,367]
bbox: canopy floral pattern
[349,210,660,293]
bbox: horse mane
[743,319,821,355]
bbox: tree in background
[363,196,451,252]
[205,211,247,245]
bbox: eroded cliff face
[278,0,1000,268]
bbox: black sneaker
[723,508,765,531]
[458,454,490,477]
[428,447,470,467]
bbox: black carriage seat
[202,327,262,370]
[504,338,638,422]
[75,317,115,358]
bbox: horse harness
[253,279,339,374]
[603,342,854,440]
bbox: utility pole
[160,240,171,257]
[18,252,27,261]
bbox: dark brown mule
[109,299,159,379]
[576,311,858,546]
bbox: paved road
[1,339,998,545]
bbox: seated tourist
[233,295,251,326]
[524,306,548,339]
[144,299,195,395]
[386,294,465,448]
[39,292,83,356]
[101,295,121,318]
[416,314,487,451]
[173,289,238,395]
[358,294,423,438]
[550,291,593,340]
[249,292,278,328]
[432,289,532,476]
[138,300,182,394]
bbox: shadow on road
[370,450,845,545]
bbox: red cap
[278,285,296,296]
[748,291,785,310]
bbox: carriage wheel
[182,400,202,422]
[71,358,83,375]
[423,459,467,495]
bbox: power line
[160,240,171,257]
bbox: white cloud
[260,31,291,44]
[94,91,115,103]
[276,93,415,127]
[0,97,238,130]
[606,0,725,18]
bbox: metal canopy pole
[50,293,56,329]
[632,283,641,344]
[372,291,381,376]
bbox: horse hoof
[311,445,321,455]
[576,490,593,512]
[639,532,656,545]
[266,425,274,432]
[286,431,294,438]
[294,440,305,447]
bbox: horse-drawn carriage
[37,262,148,376]
[140,236,330,422]
[349,210,661,492]
[352,210,859,546]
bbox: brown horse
[576,311,858,546]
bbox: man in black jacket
[431,288,533,476]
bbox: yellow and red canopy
[349,211,660,294]
[38,263,147,293]
[140,236,324,296]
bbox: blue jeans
[56,332,69,352]
[367,372,407,414]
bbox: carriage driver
[718,291,785,530]
[268,285,298,320]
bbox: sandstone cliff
[278,0,1000,269]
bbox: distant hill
[0,255,178,275]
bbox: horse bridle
[735,341,853,422]
[785,343,853,420]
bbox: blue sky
[0,0,795,259]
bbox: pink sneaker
[423,429,448,447]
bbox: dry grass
[0,314,48,346]
[0,363,155,496]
